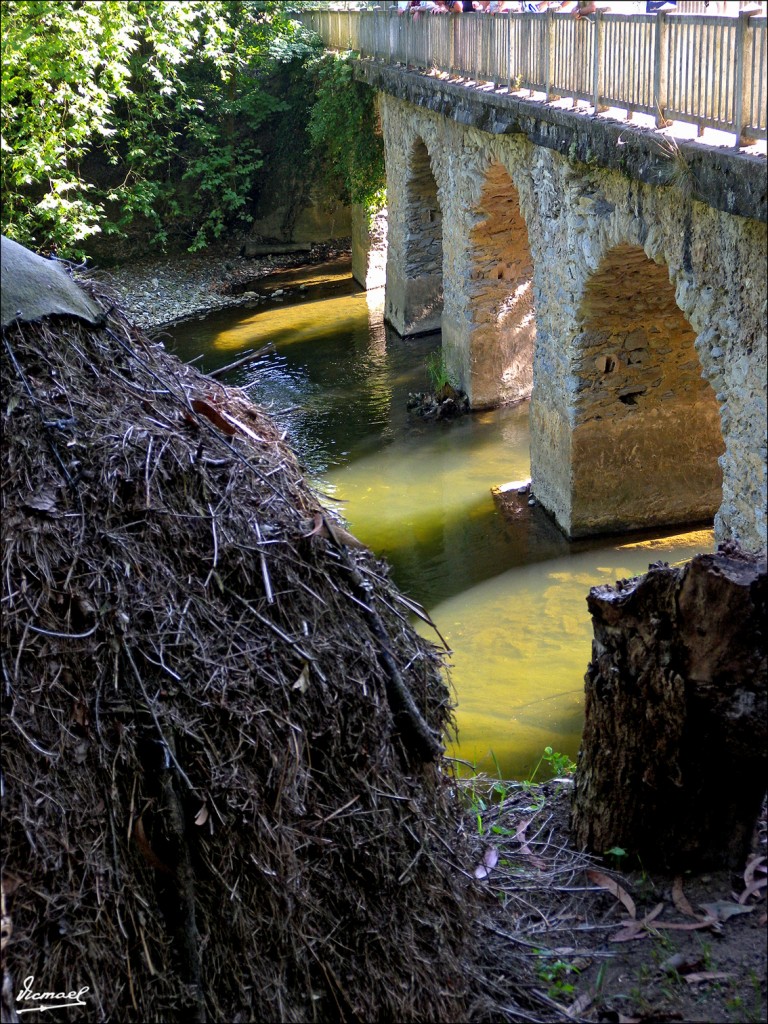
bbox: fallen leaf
[24,489,59,514]
[699,900,756,922]
[1,874,23,896]
[660,951,703,975]
[610,902,664,942]
[215,406,265,443]
[302,513,326,538]
[323,516,366,550]
[513,818,546,869]
[191,398,237,435]
[194,804,209,827]
[566,987,595,1018]
[587,869,637,919]
[292,662,310,694]
[473,846,499,879]
[683,971,733,985]
[672,875,698,918]
[738,877,767,904]
[744,854,766,888]
[653,917,717,932]
[133,816,173,875]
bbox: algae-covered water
[165,262,713,779]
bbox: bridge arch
[384,134,444,336]
[375,91,765,549]
[442,159,535,410]
[565,243,723,536]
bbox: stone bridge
[353,62,767,552]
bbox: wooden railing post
[450,12,456,77]
[733,10,757,147]
[507,7,512,93]
[653,11,671,127]
[592,10,605,114]
[545,8,556,102]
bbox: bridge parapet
[298,7,767,147]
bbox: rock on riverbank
[92,238,350,332]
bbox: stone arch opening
[460,160,534,409]
[568,243,724,536]
[385,136,443,337]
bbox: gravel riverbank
[89,238,351,332]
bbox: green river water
[165,260,713,780]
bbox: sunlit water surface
[165,262,714,779]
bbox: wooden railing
[296,8,767,144]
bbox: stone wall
[377,91,767,550]
[351,205,388,290]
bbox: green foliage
[535,955,581,1000]
[306,51,386,214]
[528,745,577,784]
[1,0,319,257]
[425,350,457,392]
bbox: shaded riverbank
[94,237,351,331]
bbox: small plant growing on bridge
[425,350,457,393]
[653,132,699,201]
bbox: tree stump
[570,545,767,870]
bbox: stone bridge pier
[376,90,766,551]
[381,100,535,408]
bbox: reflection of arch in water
[566,243,723,537]
[447,159,535,410]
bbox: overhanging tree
[1,0,320,258]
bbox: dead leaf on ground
[738,877,767,904]
[566,987,595,1018]
[191,398,237,436]
[672,875,699,918]
[610,901,664,942]
[302,513,325,538]
[744,854,766,889]
[512,818,547,869]
[660,951,703,975]
[683,971,733,985]
[473,846,499,880]
[699,900,756,922]
[587,869,637,918]
[23,489,59,514]
[292,662,310,694]
[194,804,209,827]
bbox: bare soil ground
[465,778,767,1024]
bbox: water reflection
[165,263,715,779]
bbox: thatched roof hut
[0,239,488,1022]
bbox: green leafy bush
[0,1,319,257]
[306,51,386,215]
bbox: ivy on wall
[307,51,386,217]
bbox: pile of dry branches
[1,286,490,1022]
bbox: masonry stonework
[377,92,766,551]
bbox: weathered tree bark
[570,545,766,870]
